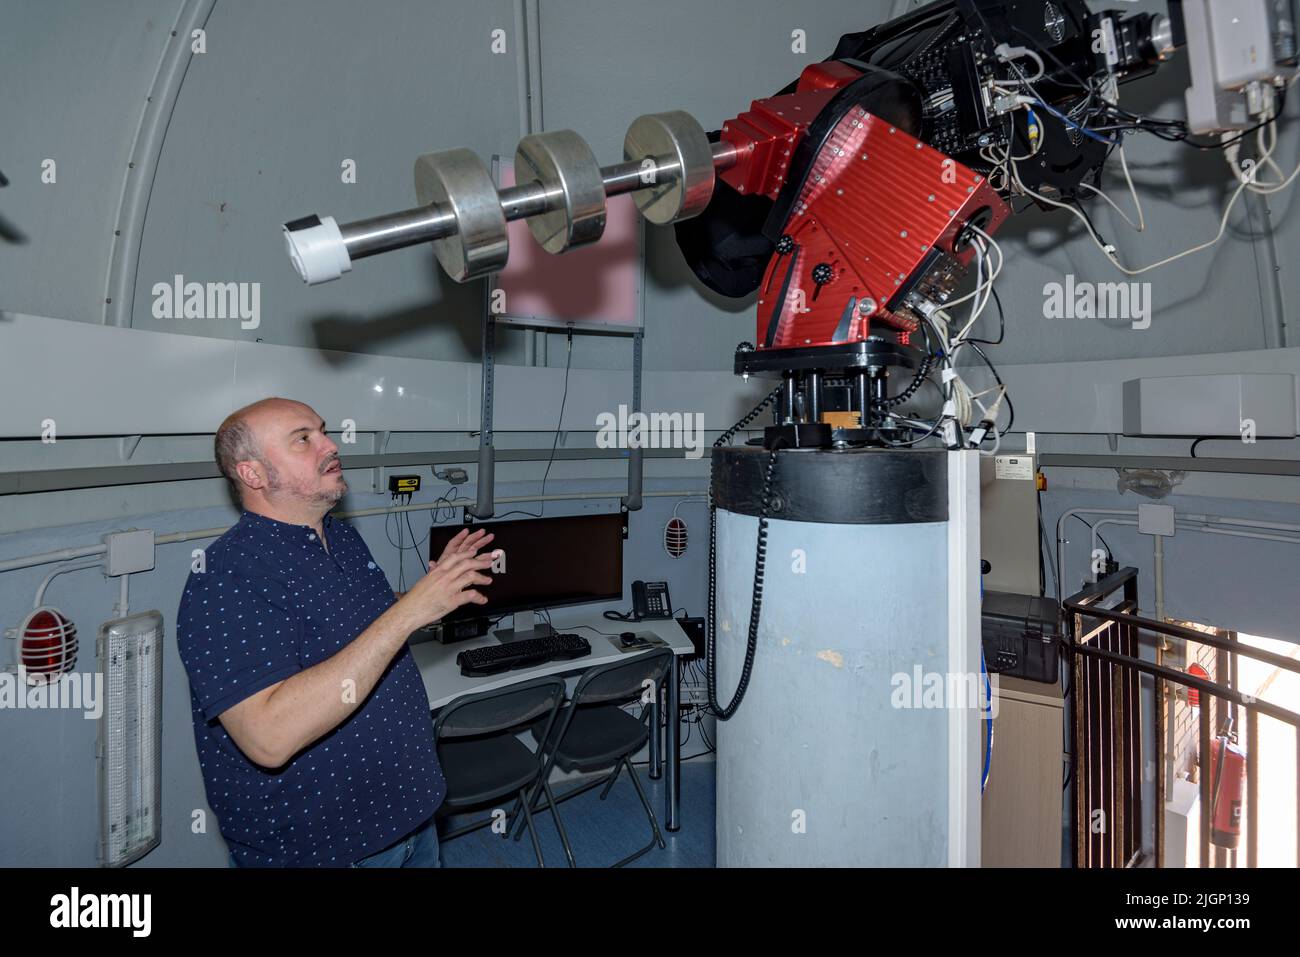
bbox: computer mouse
[619,632,638,646]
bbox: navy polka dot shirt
[177,510,445,867]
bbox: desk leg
[648,677,662,780]
[665,653,680,832]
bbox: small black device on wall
[388,474,421,497]
[632,580,672,619]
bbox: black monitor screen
[427,512,624,621]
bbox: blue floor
[438,759,716,868]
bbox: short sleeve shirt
[177,510,445,867]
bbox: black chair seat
[438,734,541,807]
[531,704,648,773]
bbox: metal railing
[1064,568,1300,868]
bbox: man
[178,397,497,867]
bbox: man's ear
[235,460,265,495]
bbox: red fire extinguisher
[1208,722,1246,849]
[1186,663,1210,708]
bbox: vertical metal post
[1246,705,1258,868]
[1123,624,1133,863]
[622,330,643,511]
[648,675,661,779]
[872,369,888,409]
[1214,646,1229,868]
[1155,673,1166,867]
[665,654,681,832]
[1153,534,1165,621]
[806,370,822,424]
[1111,656,1122,865]
[1229,634,1239,869]
[1199,695,1212,867]
[1073,611,1087,867]
[468,314,496,519]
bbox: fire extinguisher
[1208,718,1246,849]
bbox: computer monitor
[427,512,624,640]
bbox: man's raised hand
[430,527,495,570]
[399,532,499,627]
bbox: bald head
[216,398,287,498]
[215,398,344,510]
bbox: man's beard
[265,461,347,507]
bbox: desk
[411,615,695,831]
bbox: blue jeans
[350,817,441,868]
[227,817,442,868]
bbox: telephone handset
[631,580,672,620]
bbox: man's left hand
[430,527,496,570]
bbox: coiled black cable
[876,350,934,409]
[715,383,782,447]
[706,385,783,720]
[824,323,937,417]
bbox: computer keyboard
[456,633,591,677]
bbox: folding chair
[512,648,673,867]
[433,675,567,867]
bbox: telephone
[631,580,673,620]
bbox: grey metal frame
[432,675,569,867]
[509,648,674,867]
